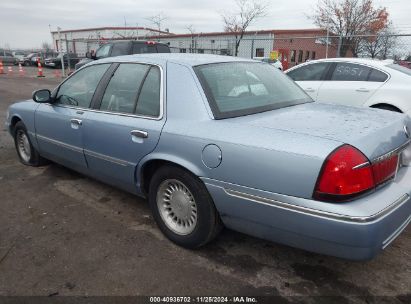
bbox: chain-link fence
[54,33,411,70]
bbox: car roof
[94,53,255,67]
[302,57,394,67]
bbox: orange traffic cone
[18,63,25,76]
[37,61,45,78]
[0,61,4,74]
[7,66,13,75]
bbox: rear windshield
[387,64,411,76]
[194,62,311,119]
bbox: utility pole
[57,27,65,77]
[65,33,71,74]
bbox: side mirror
[32,89,52,103]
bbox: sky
[0,0,410,49]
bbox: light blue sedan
[5,54,411,260]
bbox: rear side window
[287,62,330,81]
[368,69,388,82]
[132,43,157,54]
[100,64,150,114]
[331,63,371,81]
[111,42,131,56]
[136,67,161,117]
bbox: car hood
[227,102,410,160]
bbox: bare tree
[41,41,52,51]
[221,0,268,56]
[185,25,197,53]
[147,12,168,33]
[362,23,398,59]
[312,0,389,57]
[185,24,196,35]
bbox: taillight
[146,41,157,45]
[314,145,399,202]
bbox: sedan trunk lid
[229,102,410,161]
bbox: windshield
[388,63,411,76]
[194,62,311,119]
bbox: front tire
[149,165,222,248]
[13,121,48,166]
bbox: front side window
[195,62,311,119]
[56,64,110,108]
[287,62,330,81]
[96,44,111,59]
[331,63,371,81]
[100,63,150,114]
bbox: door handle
[131,130,148,139]
[70,118,82,125]
[304,88,315,92]
[356,88,370,92]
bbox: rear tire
[148,165,222,248]
[13,121,48,166]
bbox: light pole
[57,27,65,77]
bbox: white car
[285,58,411,115]
[253,57,283,70]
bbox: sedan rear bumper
[202,168,411,260]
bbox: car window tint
[100,63,150,114]
[156,44,170,53]
[136,67,161,117]
[368,69,388,82]
[331,63,371,81]
[195,62,311,119]
[132,43,157,54]
[287,62,329,81]
[56,64,110,108]
[111,42,130,56]
[96,44,111,59]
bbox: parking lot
[0,69,411,302]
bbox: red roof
[51,26,171,35]
[145,28,327,39]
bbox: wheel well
[370,103,402,113]
[141,160,195,195]
[10,116,22,133]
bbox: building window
[311,51,316,60]
[180,48,186,53]
[298,50,303,62]
[290,50,296,62]
[305,51,310,61]
[255,48,264,57]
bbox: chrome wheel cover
[17,130,31,162]
[156,179,198,235]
